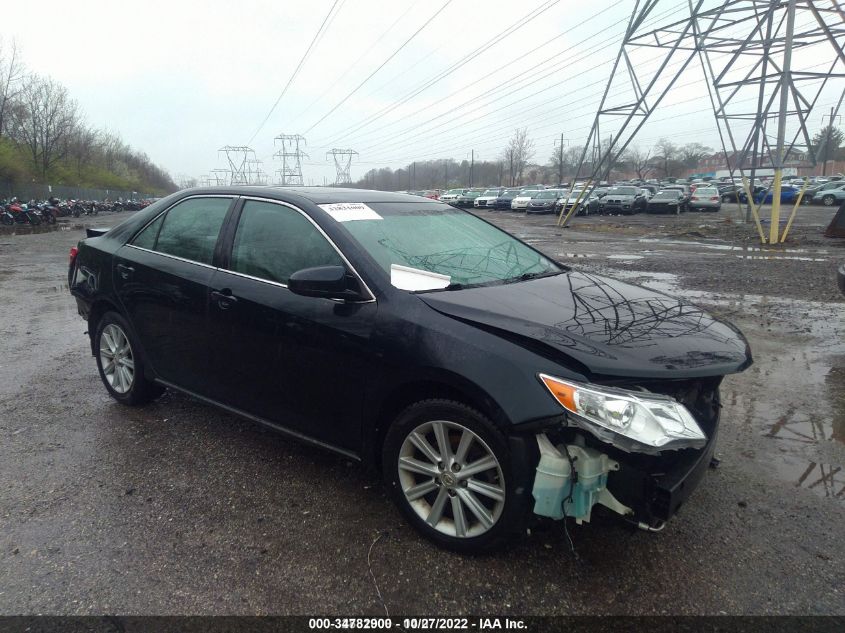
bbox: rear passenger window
[139,197,231,265]
[131,214,164,250]
[229,200,343,284]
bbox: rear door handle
[210,289,238,308]
[116,264,134,279]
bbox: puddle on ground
[603,267,845,502]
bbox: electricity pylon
[326,148,358,185]
[218,146,257,185]
[211,169,230,186]
[559,0,845,245]
[273,134,308,186]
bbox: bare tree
[679,142,712,169]
[623,146,654,179]
[653,138,679,177]
[11,75,79,179]
[0,38,26,138]
[505,128,534,186]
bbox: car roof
[179,185,439,205]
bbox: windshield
[609,187,638,195]
[446,189,463,194]
[502,189,521,196]
[482,189,500,196]
[339,203,562,287]
[534,190,559,199]
[654,191,679,199]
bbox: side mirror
[288,265,365,301]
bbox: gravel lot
[0,205,842,615]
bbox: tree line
[350,123,844,191]
[0,39,176,196]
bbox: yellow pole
[741,176,768,243]
[780,177,809,243]
[770,170,782,244]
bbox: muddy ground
[0,204,842,615]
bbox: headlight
[538,374,706,452]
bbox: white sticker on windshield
[319,202,382,222]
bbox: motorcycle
[38,203,57,224]
[1,202,41,225]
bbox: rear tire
[822,195,836,206]
[383,399,532,553]
[94,311,164,406]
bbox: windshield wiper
[511,270,563,283]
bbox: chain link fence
[1,181,158,201]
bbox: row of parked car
[434,183,722,216]
[412,174,845,216]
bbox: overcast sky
[15,0,845,185]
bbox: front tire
[94,311,164,406]
[383,399,531,552]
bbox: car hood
[419,271,752,379]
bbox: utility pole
[408,164,411,190]
[559,0,845,242]
[555,134,568,184]
[273,134,308,186]
[325,149,358,185]
[470,150,474,188]
[444,160,448,190]
[821,107,842,176]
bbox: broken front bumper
[531,409,720,528]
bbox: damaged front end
[530,377,721,529]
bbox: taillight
[691,196,699,201]
[710,196,719,201]
[69,246,79,267]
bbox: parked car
[598,186,647,215]
[813,184,845,207]
[69,186,752,552]
[474,188,505,209]
[661,185,691,208]
[646,190,686,214]
[688,187,722,212]
[555,189,598,216]
[838,263,845,295]
[439,188,468,204]
[525,189,561,214]
[802,181,843,204]
[742,185,800,205]
[455,188,485,208]
[493,188,524,211]
[511,191,536,210]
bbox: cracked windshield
[342,203,562,286]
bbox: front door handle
[117,263,134,279]
[210,289,238,309]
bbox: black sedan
[493,188,524,211]
[69,187,752,552]
[646,190,686,214]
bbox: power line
[357,2,695,160]
[246,0,344,145]
[312,0,564,145]
[286,0,423,129]
[303,0,455,135]
[325,0,688,154]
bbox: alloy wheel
[397,420,505,539]
[100,324,135,394]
